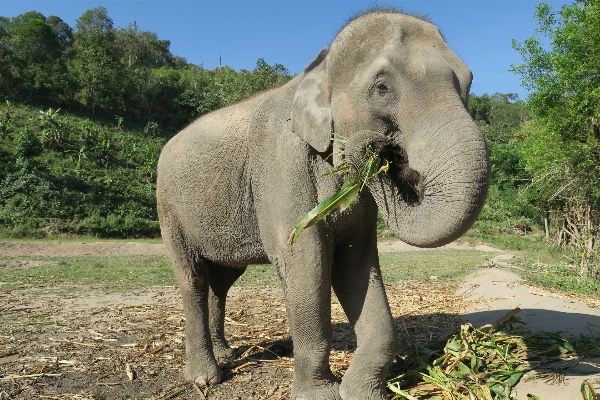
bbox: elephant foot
[339,375,387,400]
[292,380,341,400]
[213,345,237,364]
[184,359,223,386]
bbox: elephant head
[292,11,489,247]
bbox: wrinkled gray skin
[157,11,489,400]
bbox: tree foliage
[468,93,534,225]
[512,0,600,269]
[0,7,292,133]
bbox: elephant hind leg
[161,219,222,385]
[208,263,246,363]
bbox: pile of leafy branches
[387,310,600,400]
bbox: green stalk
[287,139,388,248]
[287,177,360,248]
[581,380,596,400]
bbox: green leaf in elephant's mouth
[287,139,389,249]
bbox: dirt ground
[0,239,498,258]
[1,240,599,399]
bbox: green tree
[7,13,69,105]
[1,7,293,128]
[469,93,533,224]
[47,15,74,53]
[115,22,173,69]
[72,7,125,114]
[72,36,125,114]
[251,58,290,90]
[0,16,13,98]
[74,6,114,42]
[468,93,492,125]
[512,0,600,267]
[113,22,178,121]
[178,66,224,118]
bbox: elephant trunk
[347,105,489,248]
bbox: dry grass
[0,279,474,399]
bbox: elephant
[156,9,489,400]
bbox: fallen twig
[1,373,62,380]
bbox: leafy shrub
[0,102,13,138]
[0,219,45,239]
[144,121,160,137]
[39,108,68,149]
[13,128,42,158]
[478,184,538,226]
[79,212,160,237]
[0,166,54,226]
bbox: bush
[79,212,160,237]
[0,165,54,225]
[0,219,45,239]
[13,128,42,158]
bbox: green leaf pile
[387,312,600,400]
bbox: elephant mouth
[380,138,424,206]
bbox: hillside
[0,7,293,238]
[0,103,166,238]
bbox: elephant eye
[377,82,389,92]
[376,82,389,94]
[368,78,392,99]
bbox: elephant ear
[435,33,473,105]
[291,48,333,153]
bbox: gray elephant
[156,9,489,400]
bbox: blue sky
[2,0,565,99]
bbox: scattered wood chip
[0,350,19,358]
[148,343,167,354]
[125,363,136,381]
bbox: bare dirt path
[459,265,600,400]
[0,241,167,257]
[0,239,499,257]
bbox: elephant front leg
[332,239,398,400]
[275,252,341,400]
